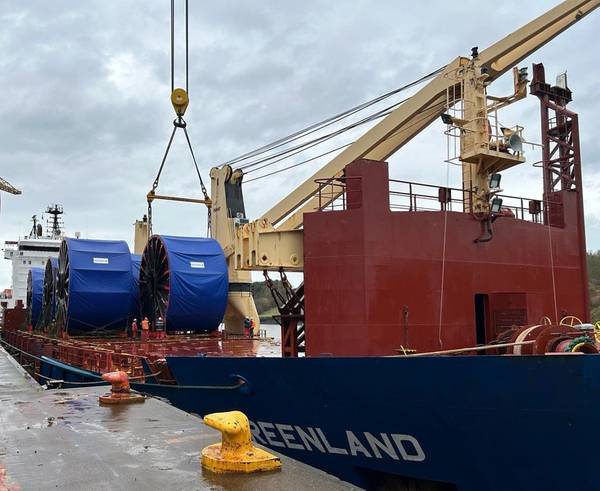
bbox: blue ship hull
[38,353,598,490]
[134,354,597,490]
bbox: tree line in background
[253,254,600,321]
[589,252,600,321]
[252,279,285,317]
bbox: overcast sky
[1,0,599,289]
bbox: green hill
[252,279,285,316]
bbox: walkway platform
[0,346,355,490]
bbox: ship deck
[1,330,283,382]
[0,346,353,490]
[60,334,282,358]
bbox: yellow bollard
[201,410,282,473]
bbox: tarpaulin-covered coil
[56,238,134,334]
[130,253,142,319]
[38,257,58,329]
[139,235,228,332]
[26,267,44,328]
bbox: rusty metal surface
[0,346,355,491]
[2,330,282,383]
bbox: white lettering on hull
[249,420,426,462]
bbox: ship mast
[45,205,64,239]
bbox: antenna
[45,204,64,238]
[28,215,38,238]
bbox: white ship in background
[1,205,64,309]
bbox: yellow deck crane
[208,0,599,331]
[0,176,22,214]
[0,177,21,196]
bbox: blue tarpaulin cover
[64,238,134,333]
[28,267,44,327]
[158,236,228,332]
[130,253,141,318]
[49,257,58,317]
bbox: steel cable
[223,66,445,169]
[150,0,210,234]
[245,99,448,183]
[244,143,353,184]
[170,0,175,93]
[241,98,409,176]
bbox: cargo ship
[2,1,600,490]
[1,205,64,328]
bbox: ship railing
[389,179,545,223]
[314,177,351,212]
[315,176,546,224]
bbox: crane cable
[222,66,445,170]
[242,97,411,177]
[245,98,448,184]
[148,0,211,236]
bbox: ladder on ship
[264,271,305,357]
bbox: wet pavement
[0,345,355,490]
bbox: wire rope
[223,66,446,169]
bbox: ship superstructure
[2,205,64,308]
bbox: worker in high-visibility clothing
[155,316,165,339]
[130,318,138,339]
[141,317,150,341]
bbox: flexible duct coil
[38,257,58,329]
[139,235,228,333]
[55,238,134,334]
[26,267,44,328]
[130,253,142,319]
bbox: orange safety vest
[141,319,150,331]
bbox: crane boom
[0,177,21,195]
[260,0,599,231]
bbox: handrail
[314,175,546,223]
